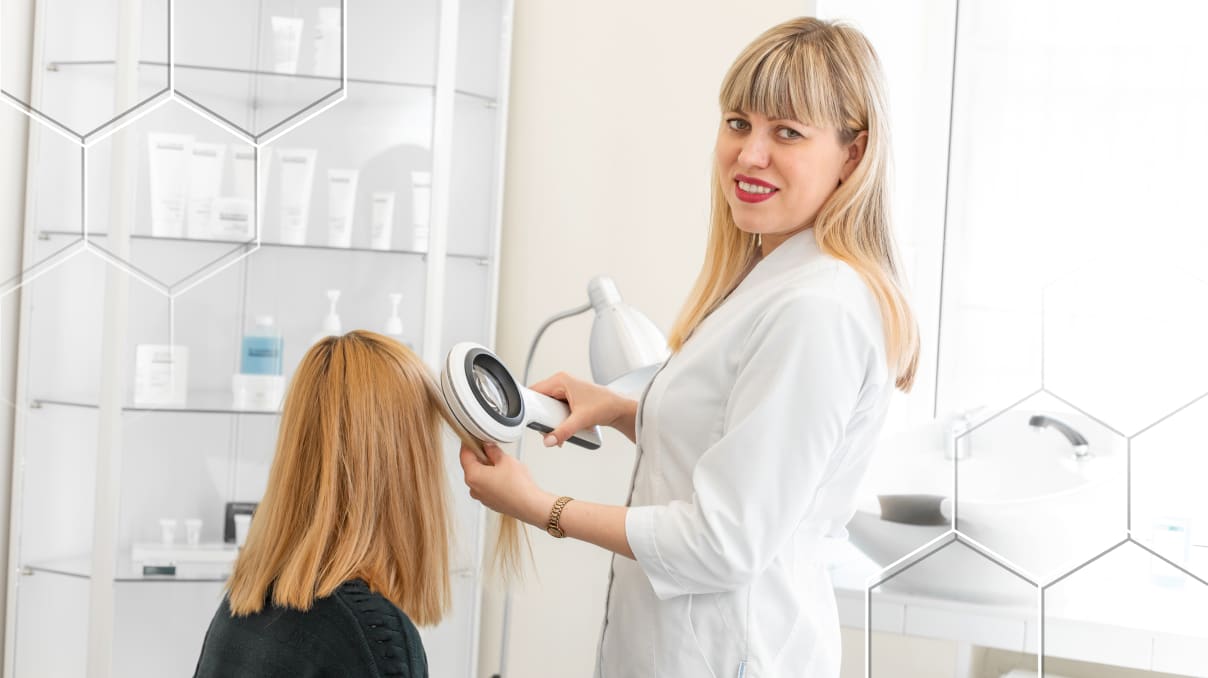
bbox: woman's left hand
[459,443,555,527]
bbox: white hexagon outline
[863,531,1042,678]
[950,387,1128,584]
[1039,536,1208,676]
[168,0,348,145]
[1125,387,1208,549]
[0,0,173,144]
[1039,255,1208,437]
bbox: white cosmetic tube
[313,7,341,78]
[326,168,358,248]
[410,171,431,252]
[147,133,194,238]
[370,191,396,250]
[277,148,317,245]
[230,146,270,238]
[270,16,304,75]
[186,142,226,239]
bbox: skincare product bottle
[278,148,317,245]
[309,289,343,346]
[1151,516,1190,587]
[231,146,257,201]
[184,519,203,547]
[185,142,226,239]
[232,373,285,410]
[133,344,189,406]
[159,518,178,546]
[147,133,195,237]
[209,197,255,240]
[233,513,252,547]
[240,315,284,375]
[385,292,409,347]
[313,7,341,78]
[228,145,270,238]
[326,168,359,248]
[410,171,431,252]
[270,16,304,75]
[370,191,396,250]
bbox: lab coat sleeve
[626,291,876,599]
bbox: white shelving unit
[2,1,512,676]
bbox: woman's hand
[459,442,555,527]
[529,372,639,444]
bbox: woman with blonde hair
[194,330,482,677]
[461,17,918,677]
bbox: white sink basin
[848,407,1128,604]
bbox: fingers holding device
[441,342,603,450]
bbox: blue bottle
[241,315,283,375]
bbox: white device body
[441,342,602,450]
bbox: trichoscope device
[440,342,602,450]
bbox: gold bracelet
[545,496,574,538]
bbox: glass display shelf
[22,554,475,583]
[45,59,498,104]
[23,553,230,583]
[36,229,490,263]
[32,392,283,416]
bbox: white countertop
[825,539,1208,676]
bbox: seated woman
[194,330,506,677]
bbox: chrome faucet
[1028,414,1090,458]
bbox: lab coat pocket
[686,591,748,678]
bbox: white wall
[483,1,816,676]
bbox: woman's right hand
[529,372,638,445]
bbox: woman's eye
[726,118,750,131]
[777,127,803,139]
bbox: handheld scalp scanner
[441,342,602,450]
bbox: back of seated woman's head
[226,330,459,624]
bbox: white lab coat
[595,228,892,678]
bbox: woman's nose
[737,135,770,169]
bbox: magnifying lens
[441,342,602,450]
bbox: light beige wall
[483,1,816,676]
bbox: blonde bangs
[719,26,846,137]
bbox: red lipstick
[734,174,778,204]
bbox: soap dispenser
[384,292,411,349]
[312,289,343,345]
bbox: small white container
[232,374,286,410]
[159,518,178,546]
[133,345,189,406]
[185,519,203,547]
[233,514,252,548]
[209,197,255,240]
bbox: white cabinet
[2,1,512,676]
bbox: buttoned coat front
[596,228,893,678]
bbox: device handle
[523,390,603,450]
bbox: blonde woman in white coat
[460,17,920,678]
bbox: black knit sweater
[193,579,427,678]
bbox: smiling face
[715,110,866,255]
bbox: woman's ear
[839,130,869,183]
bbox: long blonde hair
[226,330,526,623]
[668,17,919,391]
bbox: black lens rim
[464,347,524,426]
